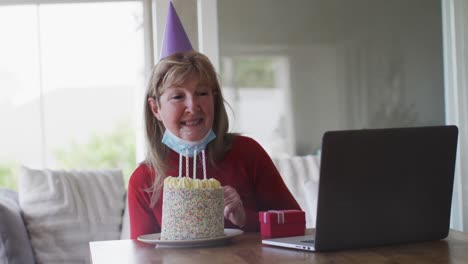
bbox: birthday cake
[160,176,224,240]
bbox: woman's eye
[170,94,184,100]
[196,91,209,96]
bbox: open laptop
[262,125,458,252]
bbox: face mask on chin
[161,128,216,157]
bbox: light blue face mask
[161,129,216,157]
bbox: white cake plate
[137,228,244,248]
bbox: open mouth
[181,118,203,126]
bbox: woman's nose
[185,95,200,112]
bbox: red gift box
[259,210,306,239]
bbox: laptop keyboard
[301,240,315,244]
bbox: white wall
[218,0,444,154]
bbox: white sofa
[0,155,319,264]
[0,167,130,264]
[272,154,320,228]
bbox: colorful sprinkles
[161,185,224,240]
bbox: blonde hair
[144,51,233,206]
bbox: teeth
[183,119,201,126]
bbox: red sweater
[128,135,301,239]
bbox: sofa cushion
[0,187,35,264]
[273,154,320,228]
[120,193,130,240]
[18,166,126,264]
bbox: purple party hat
[160,1,193,60]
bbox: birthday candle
[202,149,207,180]
[185,149,189,177]
[193,149,197,179]
[178,152,182,177]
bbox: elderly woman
[128,50,300,239]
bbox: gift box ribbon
[264,210,285,224]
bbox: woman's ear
[148,97,162,121]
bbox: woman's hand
[223,185,246,228]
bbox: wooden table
[90,230,468,264]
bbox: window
[221,56,295,157]
[0,1,146,189]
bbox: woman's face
[149,74,215,142]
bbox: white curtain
[443,0,468,231]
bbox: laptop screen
[313,125,458,251]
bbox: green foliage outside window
[221,57,275,88]
[0,122,136,190]
[54,121,136,186]
[0,162,18,190]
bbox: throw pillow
[0,188,35,264]
[18,166,126,264]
